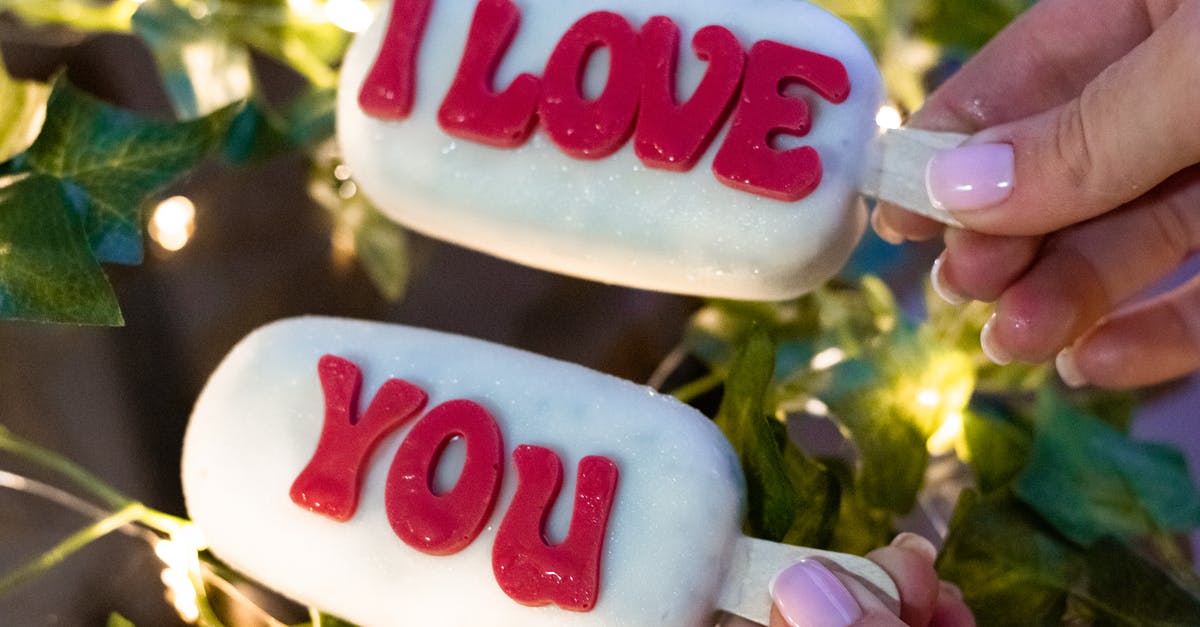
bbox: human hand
[755,533,972,627]
[873,0,1200,389]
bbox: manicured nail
[1056,347,1088,388]
[930,254,967,305]
[926,143,1014,212]
[891,532,937,563]
[871,210,905,245]
[980,314,1013,365]
[771,559,862,627]
[940,581,964,602]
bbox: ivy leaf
[940,490,1200,626]
[225,87,337,165]
[0,61,50,164]
[1078,538,1200,625]
[310,155,410,302]
[106,613,136,627]
[25,80,240,264]
[938,490,1085,627]
[715,329,814,542]
[0,173,121,325]
[1015,389,1200,546]
[291,613,360,627]
[962,405,1032,494]
[914,0,1034,52]
[822,458,892,556]
[133,0,254,119]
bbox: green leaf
[913,0,1034,52]
[210,0,350,89]
[292,612,360,627]
[309,155,410,302]
[133,0,254,119]
[822,459,893,555]
[962,405,1032,494]
[25,80,240,265]
[2,0,141,32]
[0,61,50,164]
[0,173,122,325]
[714,329,797,541]
[351,203,410,302]
[1015,390,1200,546]
[1078,538,1200,625]
[715,329,837,544]
[224,87,337,165]
[106,613,136,627]
[938,490,1084,627]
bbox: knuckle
[1051,98,1099,191]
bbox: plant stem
[0,502,145,595]
[0,426,131,511]
[670,371,724,404]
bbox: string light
[875,104,903,130]
[325,0,374,33]
[927,410,965,456]
[154,524,207,623]
[810,347,847,371]
[149,196,197,253]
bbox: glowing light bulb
[927,410,964,456]
[804,398,831,417]
[915,388,942,409]
[810,347,846,371]
[149,196,197,253]
[326,0,374,33]
[876,105,903,130]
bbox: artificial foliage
[1,0,1199,626]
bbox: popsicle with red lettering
[336,0,960,301]
[182,317,899,626]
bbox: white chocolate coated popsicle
[337,0,884,300]
[182,318,895,626]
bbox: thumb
[924,2,1200,236]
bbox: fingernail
[930,254,967,305]
[891,532,938,563]
[980,314,1013,365]
[940,581,963,601]
[770,559,862,627]
[871,210,905,245]
[926,143,1014,212]
[1056,347,1088,388]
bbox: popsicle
[336,0,966,302]
[182,317,899,626]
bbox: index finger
[874,0,1168,238]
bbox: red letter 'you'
[438,0,542,147]
[712,40,851,201]
[492,445,619,611]
[290,355,428,521]
[386,400,505,555]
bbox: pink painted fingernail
[931,254,967,305]
[1056,347,1088,388]
[926,143,1014,212]
[770,559,862,627]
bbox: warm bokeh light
[326,0,373,32]
[926,410,965,456]
[875,104,903,130]
[149,195,197,253]
[154,524,206,623]
[810,347,847,371]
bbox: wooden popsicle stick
[860,128,970,227]
[716,535,901,625]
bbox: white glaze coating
[182,317,746,626]
[337,0,883,300]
